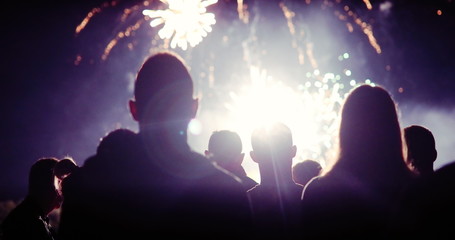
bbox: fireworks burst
[142,0,218,50]
[224,66,351,166]
[73,0,381,168]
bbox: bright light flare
[142,0,218,50]
[225,67,343,165]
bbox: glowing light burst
[72,0,380,165]
[142,0,218,50]
[225,66,345,166]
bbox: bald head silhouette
[404,125,437,176]
[129,52,198,129]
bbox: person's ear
[250,151,258,163]
[432,149,438,163]
[129,99,139,122]
[291,145,297,158]
[191,98,199,119]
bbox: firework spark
[142,0,218,50]
[75,0,378,158]
[338,4,382,54]
[101,19,144,60]
[75,1,119,34]
[363,0,373,10]
[224,66,348,166]
[237,0,249,24]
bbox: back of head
[133,52,194,124]
[97,128,139,158]
[292,159,322,186]
[208,130,243,166]
[404,125,437,173]
[336,84,408,177]
[251,122,294,165]
[90,128,143,180]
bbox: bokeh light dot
[188,119,202,135]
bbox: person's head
[250,122,297,176]
[97,128,139,158]
[331,84,407,175]
[54,157,78,181]
[205,130,245,171]
[28,157,63,215]
[292,159,322,186]
[129,51,198,131]
[404,125,437,175]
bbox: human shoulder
[1,198,45,238]
[301,176,325,198]
[80,128,142,174]
[246,184,264,197]
[241,176,258,191]
[190,151,243,185]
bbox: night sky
[1,0,455,201]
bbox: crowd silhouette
[1,51,454,240]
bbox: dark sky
[1,0,455,200]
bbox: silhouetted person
[292,159,322,187]
[300,84,414,239]
[418,161,455,238]
[390,126,444,239]
[58,51,252,239]
[404,125,437,177]
[247,122,303,239]
[1,157,63,240]
[393,160,455,239]
[205,130,258,191]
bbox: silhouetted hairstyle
[300,84,414,239]
[208,130,243,161]
[329,84,409,178]
[292,159,322,186]
[404,125,437,175]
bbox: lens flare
[142,0,218,50]
[224,66,346,166]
